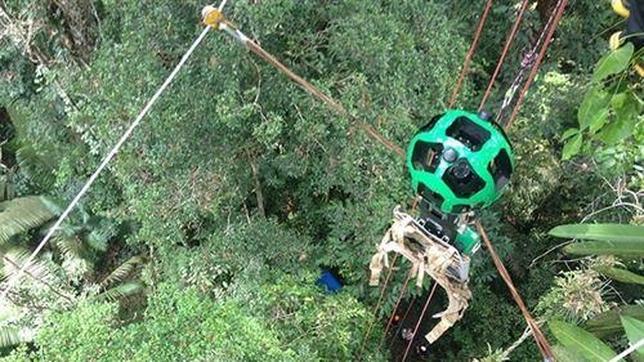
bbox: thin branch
[529,239,574,268]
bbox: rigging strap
[202,7,405,157]
[479,0,531,111]
[449,0,495,108]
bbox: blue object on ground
[318,270,343,293]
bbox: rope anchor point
[202,5,224,29]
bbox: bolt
[478,110,493,121]
[442,148,458,162]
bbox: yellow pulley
[202,5,224,29]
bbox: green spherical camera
[406,110,515,214]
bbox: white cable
[608,338,644,362]
[1,25,212,301]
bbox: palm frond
[0,196,57,244]
[85,229,109,252]
[16,145,55,189]
[0,326,31,348]
[85,220,117,252]
[100,255,145,289]
[97,281,144,302]
[2,249,54,283]
[51,232,86,260]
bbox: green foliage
[550,223,644,243]
[26,301,118,361]
[621,316,644,360]
[549,320,617,362]
[0,173,16,203]
[550,223,644,256]
[0,196,57,244]
[593,43,635,82]
[585,305,644,338]
[252,273,378,359]
[100,255,145,288]
[14,145,55,191]
[0,327,29,350]
[10,279,381,361]
[552,344,585,362]
[592,265,644,285]
[1,0,636,360]
[121,282,298,361]
[561,43,643,163]
[47,209,121,282]
[564,240,644,257]
[96,281,144,302]
[541,220,644,360]
[536,269,610,323]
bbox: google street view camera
[406,110,515,214]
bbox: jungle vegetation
[0,0,642,361]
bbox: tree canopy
[0,0,642,361]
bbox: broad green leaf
[553,223,644,256]
[550,320,617,361]
[562,128,579,140]
[597,118,635,144]
[593,266,644,285]
[593,42,634,82]
[564,240,644,256]
[549,224,644,243]
[586,305,644,338]
[597,94,639,144]
[621,316,644,360]
[562,133,582,160]
[578,87,609,130]
[552,345,585,362]
[589,112,609,133]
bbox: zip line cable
[214,18,405,157]
[390,296,415,349]
[476,221,554,359]
[378,269,413,350]
[479,0,531,112]
[506,0,568,130]
[467,2,569,360]
[401,283,438,362]
[448,0,494,108]
[357,254,400,357]
[496,0,567,128]
[0,1,228,301]
[609,338,644,362]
